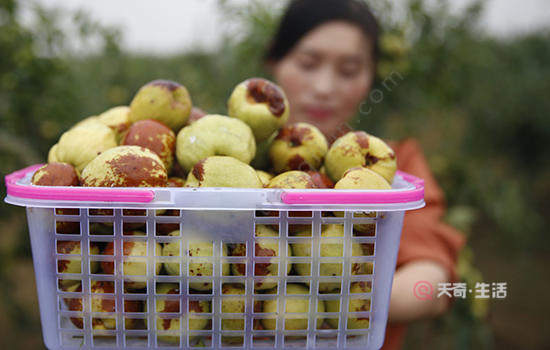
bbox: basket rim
[4,164,424,210]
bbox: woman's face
[272,21,374,141]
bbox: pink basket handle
[280,170,424,205]
[5,164,155,203]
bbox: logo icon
[413,281,434,300]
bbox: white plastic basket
[5,165,424,350]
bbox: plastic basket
[4,164,424,350]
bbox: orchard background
[1,0,549,349]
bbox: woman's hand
[387,260,452,323]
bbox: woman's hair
[265,0,380,67]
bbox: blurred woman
[265,1,465,349]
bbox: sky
[21,0,550,55]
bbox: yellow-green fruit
[256,170,274,187]
[129,79,192,132]
[97,106,131,142]
[81,145,167,187]
[325,131,396,184]
[262,284,324,330]
[269,123,328,173]
[48,144,60,163]
[101,237,162,290]
[66,281,142,330]
[326,282,371,329]
[155,283,181,344]
[176,115,256,173]
[334,167,391,234]
[221,284,246,332]
[55,120,117,172]
[334,167,392,190]
[291,224,370,293]
[220,283,263,343]
[267,171,316,226]
[57,241,100,289]
[71,115,99,129]
[228,78,290,142]
[156,283,210,344]
[189,240,224,291]
[185,156,263,188]
[266,171,316,189]
[231,225,291,290]
[60,280,81,293]
[162,230,229,291]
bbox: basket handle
[5,164,155,203]
[280,170,424,205]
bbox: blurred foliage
[1,0,549,349]
[364,0,550,257]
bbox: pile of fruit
[32,77,397,192]
[33,77,398,343]
[58,225,374,341]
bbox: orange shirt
[381,138,466,350]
